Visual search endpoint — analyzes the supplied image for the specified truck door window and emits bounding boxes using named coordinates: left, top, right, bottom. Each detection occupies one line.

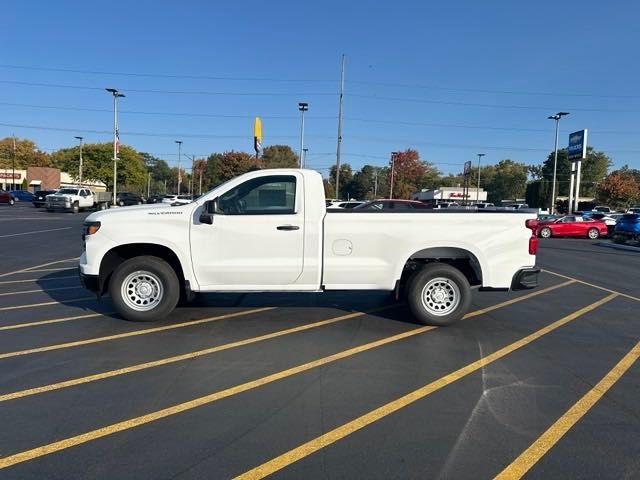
left=217, top=175, right=296, bottom=215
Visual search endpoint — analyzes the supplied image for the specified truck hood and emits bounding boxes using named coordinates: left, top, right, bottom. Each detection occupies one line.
left=86, top=202, right=197, bottom=222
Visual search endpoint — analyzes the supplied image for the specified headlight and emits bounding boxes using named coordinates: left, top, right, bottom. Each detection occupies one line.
left=82, top=221, right=101, bottom=240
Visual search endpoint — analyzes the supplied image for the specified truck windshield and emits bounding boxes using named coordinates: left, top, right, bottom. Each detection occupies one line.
left=57, top=189, right=79, bottom=195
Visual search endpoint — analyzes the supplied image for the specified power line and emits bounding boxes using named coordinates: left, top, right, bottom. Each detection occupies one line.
left=0, top=80, right=336, bottom=97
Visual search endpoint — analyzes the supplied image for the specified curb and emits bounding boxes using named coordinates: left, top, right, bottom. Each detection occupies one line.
left=595, top=241, right=640, bottom=253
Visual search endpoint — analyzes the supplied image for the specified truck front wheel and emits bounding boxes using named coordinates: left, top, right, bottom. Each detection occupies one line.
left=72, top=201, right=79, bottom=214
left=109, top=256, right=180, bottom=322
left=406, top=263, right=471, bottom=326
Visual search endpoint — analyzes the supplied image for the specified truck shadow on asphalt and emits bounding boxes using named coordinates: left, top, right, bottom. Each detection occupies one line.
left=35, top=271, right=412, bottom=325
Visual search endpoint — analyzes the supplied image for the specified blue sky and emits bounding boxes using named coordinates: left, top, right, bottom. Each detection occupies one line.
left=2, top=0, right=639, bottom=176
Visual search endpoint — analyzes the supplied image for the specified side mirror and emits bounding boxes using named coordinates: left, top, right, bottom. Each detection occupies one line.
left=199, top=199, right=217, bottom=225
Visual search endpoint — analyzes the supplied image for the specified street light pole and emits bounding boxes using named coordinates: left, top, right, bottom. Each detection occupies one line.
left=390, top=152, right=398, bottom=199
left=302, top=148, right=308, bottom=169
left=147, top=171, right=151, bottom=199
left=298, top=103, right=308, bottom=168
left=476, top=153, right=485, bottom=203
left=106, top=88, right=125, bottom=206
left=74, top=136, right=84, bottom=185
left=548, top=112, right=569, bottom=213
left=175, top=140, right=183, bottom=194
left=11, top=135, right=16, bottom=191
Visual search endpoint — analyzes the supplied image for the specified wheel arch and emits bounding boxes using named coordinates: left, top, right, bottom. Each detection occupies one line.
left=98, top=243, right=187, bottom=296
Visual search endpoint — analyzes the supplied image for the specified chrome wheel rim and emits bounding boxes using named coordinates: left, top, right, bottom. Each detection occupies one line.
left=421, top=277, right=460, bottom=316
left=541, top=228, right=551, bottom=238
left=588, top=229, right=598, bottom=239
left=121, top=270, right=163, bottom=312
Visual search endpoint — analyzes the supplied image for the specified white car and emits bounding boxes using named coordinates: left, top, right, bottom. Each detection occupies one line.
left=80, top=169, right=538, bottom=325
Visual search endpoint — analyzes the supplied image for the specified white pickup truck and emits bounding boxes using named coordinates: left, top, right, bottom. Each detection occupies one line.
left=47, top=187, right=112, bottom=213
left=80, top=169, right=539, bottom=325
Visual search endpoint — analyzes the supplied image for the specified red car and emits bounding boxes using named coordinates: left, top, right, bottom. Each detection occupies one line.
left=0, top=189, right=16, bottom=206
left=538, top=215, right=608, bottom=239
left=353, top=199, right=429, bottom=211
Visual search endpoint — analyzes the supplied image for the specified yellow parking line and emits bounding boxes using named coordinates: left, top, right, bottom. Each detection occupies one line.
left=22, top=267, right=73, bottom=273
left=543, top=269, right=640, bottom=303
left=0, top=306, right=398, bottom=402
left=234, top=294, right=617, bottom=480
left=0, top=257, right=78, bottom=278
left=0, top=278, right=574, bottom=397
left=0, top=286, right=79, bottom=297
left=0, top=312, right=110, bottom=332
left=0, top=325, right=437, bottom=469
left=0, top=280, right=578, bottom=468
left=0, top=276, right=78, bottom=285
left=0, top=297, right=95, bottom=312
left=0, top=307, right=275, bottom=360
left=494, top=339, right=640, bottom=480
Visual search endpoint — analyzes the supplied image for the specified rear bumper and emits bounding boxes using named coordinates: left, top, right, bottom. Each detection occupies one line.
left=511, top=267, right=540, bottom=290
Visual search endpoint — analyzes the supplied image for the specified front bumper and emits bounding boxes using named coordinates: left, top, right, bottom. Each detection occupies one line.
left=79, top=268, right=99, bottom=293
left=511, top=267, right=540, bottom=290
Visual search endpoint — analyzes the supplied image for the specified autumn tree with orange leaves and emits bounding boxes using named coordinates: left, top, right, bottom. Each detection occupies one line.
left=597, top=168, right=640, bottom=209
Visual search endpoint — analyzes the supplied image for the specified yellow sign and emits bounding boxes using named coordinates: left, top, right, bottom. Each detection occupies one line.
left=253, top=116, right=262, bottom=142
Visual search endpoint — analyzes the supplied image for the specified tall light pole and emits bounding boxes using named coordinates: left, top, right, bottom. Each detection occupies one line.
left=74, top=136, right=84, bottom=185
left=147, top=171, right=151, bottom=199
left=335, top=54, right=346, bottom=199
left=11, top=135, right=16, bottom=191
left=302, top=148, right=308, bottom=168
left=298, top=102, right=308, bottom=168
left=175, top=140, right=183, bottom=194
left=476, top=153, right=485, bottom=202
left=390, top=151, right=398, bottom=199
left=548, top=112, right=570, bottom=213
left=106, top=88, right=125, bottom=206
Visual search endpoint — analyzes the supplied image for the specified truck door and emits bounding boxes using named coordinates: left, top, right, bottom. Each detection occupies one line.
left=190, top=173, right=304, bottom=288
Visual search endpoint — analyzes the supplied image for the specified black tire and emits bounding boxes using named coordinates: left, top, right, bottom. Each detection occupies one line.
left=119, top=200, right=125, bottom=207
left=587, top=228, right=599, bottom=239
left=613, top=235, right=626, bottom=244
left=406, top=263, right=471, bottom=326
left=109, top=256, right=180, bottom=322
left=539, top=227, right=552, bottom=238
left=72, top=201, right=79, bottom=214
left=9, top=198, right=15, bottom=206
left=46, top=207, right=53, bottom=212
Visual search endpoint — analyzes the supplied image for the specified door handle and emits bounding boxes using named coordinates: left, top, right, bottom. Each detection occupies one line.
left=277, top=225, right=300, bottom=231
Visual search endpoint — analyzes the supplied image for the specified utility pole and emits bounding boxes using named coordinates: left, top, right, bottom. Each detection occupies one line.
left=335, top=54, right=345, bottom=198
left=390, top=151, right=398, bottom=199
left=74, top=136, right=84, bottom=185
left=106, top=88, right=125, bottom=206
left=164, top=179, right=167, bottom=194
left=11, top=135, right=16, bottom=191
left=476, top=153, right=485, bottom=202
left=548, top=112, right=570, bottom=213
left=373, top=168, right=379, bottom=198
left=175, top=140, right=183, bottom=194
left=199, top=162, right=203, bottom=195
left=147, top=171, right=151, bottom=198
left=298, top=102, right=308, bottom=168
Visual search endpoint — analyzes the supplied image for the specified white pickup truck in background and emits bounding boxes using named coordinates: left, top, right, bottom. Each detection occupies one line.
left=47, top=187, right=112, bottom=213
left=80, top=169, right=539, bottom=325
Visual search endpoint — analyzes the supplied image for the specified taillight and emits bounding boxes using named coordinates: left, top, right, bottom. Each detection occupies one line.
left=525, top=219, right=538, bottom=255
left=529, top=236, right=537, bottom=255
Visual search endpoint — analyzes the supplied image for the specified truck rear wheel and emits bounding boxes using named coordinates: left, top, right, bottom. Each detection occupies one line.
left=406, top=263, right=471, bottom=326
left=109, top=256, right=180, bottom=322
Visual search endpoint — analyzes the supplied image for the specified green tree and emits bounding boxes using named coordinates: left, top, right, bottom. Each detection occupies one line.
left=261, top=145, right=299, bottom=169
left=204, top=150, right=256, bottom=188
left=540, top=147, right=612, bottom=197
left=0, top=137, right=51, bottom=169
left=322, top=178, right=336, bottom=199
left=329, top=163, right=353, bottom=199
left=51, top=143, right=146, bottom=191
left=348, top=165, right=376, bottom=199
left=483, top=159, right=528, bottom=204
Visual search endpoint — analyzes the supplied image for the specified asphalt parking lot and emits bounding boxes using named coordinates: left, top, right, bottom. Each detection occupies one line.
left=0, top=202, right=638, bottom=479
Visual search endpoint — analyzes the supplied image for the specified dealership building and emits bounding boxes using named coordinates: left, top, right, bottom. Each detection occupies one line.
left=411, top=186, right=488, bottom=205
left=0, top=167, right=106, bottom=192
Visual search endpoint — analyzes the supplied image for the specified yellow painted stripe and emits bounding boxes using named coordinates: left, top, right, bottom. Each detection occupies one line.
left=234, top=294, right=617, bottom=480
left=0, top=279, right=573, bottom=401
left=0, top=276, right=78, bottom=285
left=0, top=257, right=78, bottom=278
left=0, top=325, right=437, bottom=469
left=0, top=312, right=110, bottom=332
left=0, top=286, right=79, bottom=297
left=543, top=268, right=640, bottom=303
left=494, top=339, right=640, bottom=480
left=0, top=307, right=274, bottom=360
left=0, top=306, right=397, bottom=402
left=0, top=297, right=95, bottom=312
left=0, top=280, right=577, bottom=468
